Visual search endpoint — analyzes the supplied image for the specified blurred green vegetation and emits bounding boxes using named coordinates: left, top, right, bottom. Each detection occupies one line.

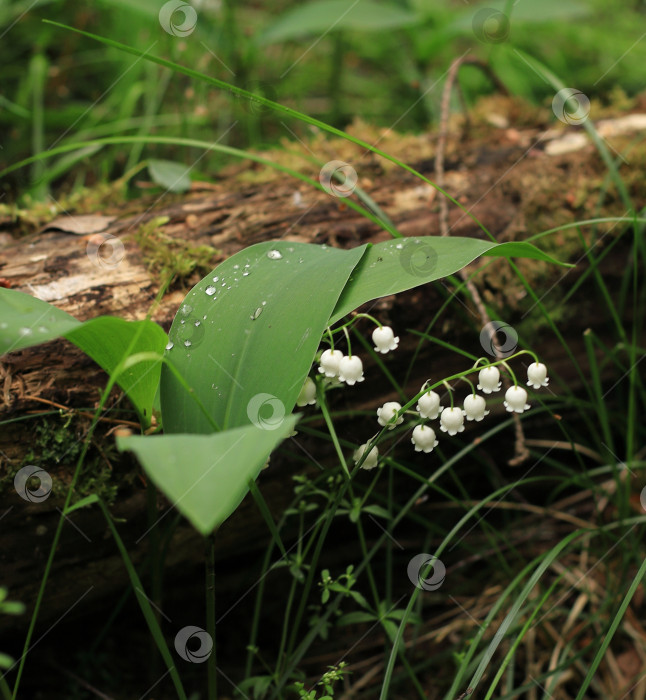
left=1, top=0, right=645, bottom=202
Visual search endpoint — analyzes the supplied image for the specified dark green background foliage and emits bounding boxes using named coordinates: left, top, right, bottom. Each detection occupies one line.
left=1, top=0, right=644, bottom=199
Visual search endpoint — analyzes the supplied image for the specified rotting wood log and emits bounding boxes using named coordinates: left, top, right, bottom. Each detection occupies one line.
left=0, top=108, right=644, bottom=632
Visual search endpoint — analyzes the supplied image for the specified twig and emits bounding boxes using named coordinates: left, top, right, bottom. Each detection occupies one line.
left=23, top=395, right=140, bottom=428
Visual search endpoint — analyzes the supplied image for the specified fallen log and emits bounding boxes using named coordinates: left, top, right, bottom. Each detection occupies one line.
left=0, top=105, right=643, bottom=636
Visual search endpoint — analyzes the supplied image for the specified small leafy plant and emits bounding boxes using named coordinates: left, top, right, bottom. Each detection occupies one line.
left=0, top=236, right=563, bottom=532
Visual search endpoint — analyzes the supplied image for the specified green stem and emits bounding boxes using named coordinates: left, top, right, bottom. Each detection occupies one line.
left=206, top=534, right=217, bottom=700
left=353, top=509, right=426, bottom=699
left=11, top=322, right=151, bottom=699
left=147, top=480, right=162, bottom=682
left=97, top=498, right=188, bottom=699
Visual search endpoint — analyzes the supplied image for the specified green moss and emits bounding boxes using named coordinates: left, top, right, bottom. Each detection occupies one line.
left=0, top=180, right=129, bottom=236
left=132, top=216, right=219, bottom=286
left=0, top=413, right=127, bottom=506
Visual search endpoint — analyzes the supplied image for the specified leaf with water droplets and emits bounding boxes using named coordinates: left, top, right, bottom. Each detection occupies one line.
left=160, top=241, right=367, bottom=434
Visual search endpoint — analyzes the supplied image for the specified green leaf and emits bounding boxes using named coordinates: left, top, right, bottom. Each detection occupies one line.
left=1, top=601, right=25, bottom=615
left=0, top=652, right=15, bottom=669
left=65, top=317, right=167, bottom=426
left=329, top=237, right=572, bottom=324
left=362, top=504, right=391, bottom=519
left=337, top=611, right=376, bottom=625
left=349, top=498, right=361, bottom=523
left=160, top=241, right=367, bottom=434
left=237, top=675, right=274, bottom=700
left=382, top=619, right=402, bottom=648
left=64, top=494, right=100, bottom=515
left=259, top=1, right=418, bottom=44
left=0, top=287, right=80, bottom=353
left=0, top=289, right=167, bottom=427
left=117, top=416, right=298, bottom=535
left=148, top=159, right=191, bottom=193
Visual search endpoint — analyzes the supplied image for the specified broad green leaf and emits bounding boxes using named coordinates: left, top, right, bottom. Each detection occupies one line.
left=0, top=289, right=167, bottom=426
left=160, top=241, right=367, bottom=434
left=117, top=415, right=298, bottom=534
left=329, top=237, right=572, bottom=324
left=259, top=1, right=419, bottom=44
left=65, top=317, right=167, bottom=426
left=0, top=287, right=80, bottom=353
left=148, top=159, right=191, bottom=193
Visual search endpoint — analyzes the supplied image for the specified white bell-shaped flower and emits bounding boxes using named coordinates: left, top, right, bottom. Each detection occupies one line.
left=296, top=377, right=317, bottom=406
left=318, top=349, right=343, bottom=378
left=416, top=390, right=442, bottom=419
left=527, top=362, right=549, bottom=389
left=504, top=385, right=530, bottom=413
left=477, top=365, right=502, bottom=394
left=463, top=394, right=489, bottom=421
left=439, top=407, right=465, bottom=435
left=372, top=326, right=399, bottom=354
left=411, top=425, right=438, bottom=453
left=377, top=401, right=403, bottom=430
left=354, top=443, right=379, bottom=470
left=338, top=355, right=365, bottom=385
